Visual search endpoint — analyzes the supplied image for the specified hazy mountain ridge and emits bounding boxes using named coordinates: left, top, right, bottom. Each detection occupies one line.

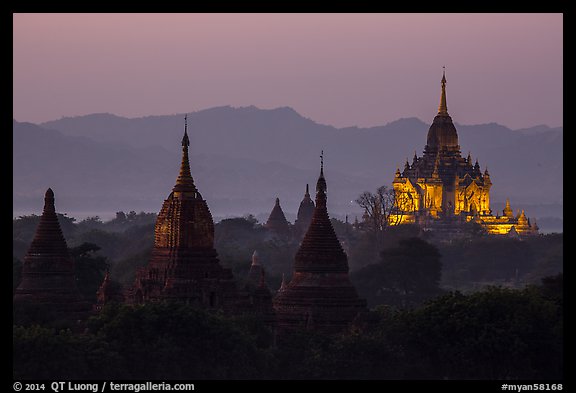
left=14, top=106, right=562, bottom=228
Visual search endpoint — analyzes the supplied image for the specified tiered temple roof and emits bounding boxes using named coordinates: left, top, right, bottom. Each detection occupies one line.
left=130, top=117, right=246, bottom=311
left=390, top=70, right=538, bottom=237
left=273, top=154, right=367, bottom=334
left=13, top=188, right=90, bottom=321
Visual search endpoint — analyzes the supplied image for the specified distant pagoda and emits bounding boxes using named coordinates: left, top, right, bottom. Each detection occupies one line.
left=390, top=70, right=539, bottom=236
left=293, top=184, right=315, bottom=239
left=13, top=188, right=90, bottom=321
left=273, top=153, right=367, bottom=334
left=265, top=197, right=291, bottom=237
left=129, top=117, right=247, bottom=311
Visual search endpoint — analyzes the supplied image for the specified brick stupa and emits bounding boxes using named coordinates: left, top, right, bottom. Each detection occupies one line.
left=273, top=154, right=367, bottom=334
left=129, top=117, right=246, bottom=311
left=13, top=188, right=90, bottom=321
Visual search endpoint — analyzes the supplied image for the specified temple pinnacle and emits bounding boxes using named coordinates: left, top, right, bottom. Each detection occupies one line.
left=173, top=116, right=197, bottom=194
left=438, top=67, right=448, bottom=115
left=316, top=150, right=327, bottom=196
left=182, top=114, right=190, bottom=147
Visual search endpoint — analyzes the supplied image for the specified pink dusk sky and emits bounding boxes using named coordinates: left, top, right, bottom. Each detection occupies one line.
left=13, top=13, right=563, bottom=129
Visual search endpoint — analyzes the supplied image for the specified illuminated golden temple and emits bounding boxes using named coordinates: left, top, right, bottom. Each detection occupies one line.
left=390, top=70, right=538, bottom=236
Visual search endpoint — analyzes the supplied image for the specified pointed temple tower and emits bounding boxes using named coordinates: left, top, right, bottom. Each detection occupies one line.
left=265, top=197, right=290, bottom=236
left=13, top=189, right=90, bottom=321
left=391, top=69, right=538, bottom=236
left=293, top=184, right=315, bottom=239
left=130, top=117, right=243, bottom=309
left=273, top=153, right=367, bottom=334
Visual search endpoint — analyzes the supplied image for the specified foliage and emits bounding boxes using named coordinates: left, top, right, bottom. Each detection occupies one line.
left=69, top=243, right=110, bottom=302
left=13, top=279, right=562, bottom=380
left=75, top=216, right=104, bottom=231
left=351, top=237, right=443, bottom=308
left=439, top=233, right=563, bottom=291
left=104, top=211, right=157, bottom=232
left=214, top=216, right=295, bottom=288
left=355, top=185, right=399, bottom=249
left=376, top=283, right=563, bottom=379
left=111, top=248, right=152, bottom=285
left=12, top=212, right=155, bottom=261
left=13, top=325, right=124, bottom=380
left=86, top=302, right=268, bottom=379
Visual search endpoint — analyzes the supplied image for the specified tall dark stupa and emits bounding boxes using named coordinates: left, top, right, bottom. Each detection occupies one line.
left=273, top=153, right=367, bottom=334
left=13, top=188, right=90, bottom=321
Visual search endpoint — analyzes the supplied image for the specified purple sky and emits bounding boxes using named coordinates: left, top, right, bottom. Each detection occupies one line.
left=13, top=13, right=563, bottom=129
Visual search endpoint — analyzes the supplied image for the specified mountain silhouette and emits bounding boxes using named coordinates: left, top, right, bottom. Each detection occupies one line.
left=14, top=106, right=562, bottom=228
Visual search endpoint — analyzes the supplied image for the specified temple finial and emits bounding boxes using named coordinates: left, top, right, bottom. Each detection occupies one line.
left=44, top=188, right=56, bottom=214
left=305, top=183, right=310, bottom=197
left=182, top=114, right=190, bottom=147
left=438, top=67, right=448, bottom=115
left=316, top=150, right=327, bottom=202
left=173, top=116, right=197, bottom=193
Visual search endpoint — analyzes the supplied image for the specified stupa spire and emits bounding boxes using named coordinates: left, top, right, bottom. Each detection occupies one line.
left=438, top=66, right=448, bottom=116
left=273, top=155, right=367, bottom=334
left=316, top=150, right=327, bottom=207
left=294, top=155, right=347, bottom=273
left=26, top=188, right=69, bottom=255
left=173, top=114, right=197, bottom=194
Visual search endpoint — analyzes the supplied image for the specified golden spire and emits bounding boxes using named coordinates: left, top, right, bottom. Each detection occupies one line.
left=438, top=66, right=448, bottom=116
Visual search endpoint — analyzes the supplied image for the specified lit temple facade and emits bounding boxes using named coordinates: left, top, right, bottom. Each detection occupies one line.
left=390, top=71, right=538, bottom=236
